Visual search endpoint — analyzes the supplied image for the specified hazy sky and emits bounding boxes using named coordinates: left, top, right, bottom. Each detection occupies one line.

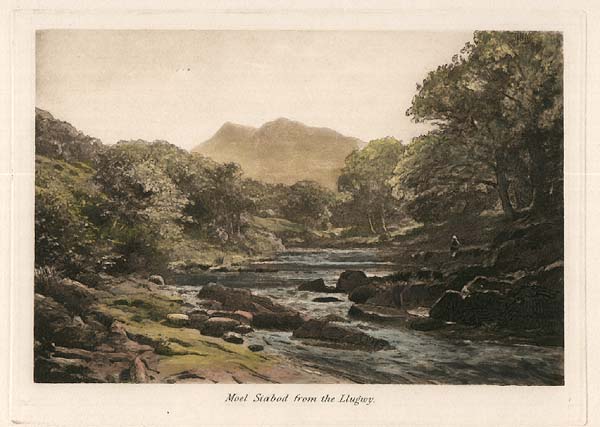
left=36, top=30, right=473, bottom=150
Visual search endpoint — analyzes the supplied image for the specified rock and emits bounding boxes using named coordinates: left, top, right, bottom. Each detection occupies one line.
left=187, top=311, right=210, bottom=328
left=312, top=297, right=343, bottom=303
left=233, top=324, right=254, bottom=335
left=293, top=319, right=389, bottom=351
left=400, top=283, right=445, bottom=308
left=415, top=269, right=441, bottom=281
left=502, top=284, right=563, bottom=330
left=513, top=261, right=564, bottom=291
left=223, top=332, right=244, bottom=344
left=429, top=291, right=465, bottom=322
left=298, top=278, right=338, bottom=293
left=197, top=283, right=284, bottom=313
left=200, top=317, right=240, bottom=337
left=446, top=265, right=495, bottom=291
left=34, top=294, right=105, bottom=350
left=130, top=356, right=148, bottom=383
left=408, top=317, right=446, bottom=331
left=460, top=291, right=507, bottom=325
left=348, top=285, right=378, bottom=303
left=166, top=313, right=190, bottom=327
left=382, top=271, right=412, bottom=282
left=234, top=310, right=254, bottom=323
left=34, top=278, right=96, bottom=315
left=148, top=275, right=165, bottom=286
left=462, top=276, right=514, bottom=295
left=366, top=285, right=404, bottom=308
left=206, top=310, right=252, bottom=324
left=490, top=220, right=562, bottom=272
left=248, top=344, right=264, bottom=352
left=336, top=270, right=369, bottom=293
left=430, top=289, right=509, bottom=326
left=34, top=355, right=95, bottom=383
left=348, top=304, right=406, bottom=322
left=252, top=312, right=304, bottom=331
left=197, top=299, right=223, bottom=310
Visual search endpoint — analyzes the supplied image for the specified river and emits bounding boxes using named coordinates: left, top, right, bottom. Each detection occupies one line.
left=172, top=248, right=564, bottom=385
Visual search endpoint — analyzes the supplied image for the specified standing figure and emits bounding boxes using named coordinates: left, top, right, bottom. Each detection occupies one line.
left=450, top=235, right=461, bottom=258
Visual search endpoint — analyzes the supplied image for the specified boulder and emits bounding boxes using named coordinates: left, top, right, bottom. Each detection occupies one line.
left=233, top=324, right=254, bottom=335
left=34, top=278, right=96, bottom=315
left=502, top=284, right=563, bottom=330
left=197, top=299, right=223, bottom=310
left=187, top=311, right=210, bottom=328
left=312, top=297, right=343, bottom=303
left=129, top=356, right=148, bottom=383
left=462, top=276, right=514, bottom=295
left=400, top=284, right=444, bottom=308
left=293, top=319, right=389, bottom=351
left=366, top=287, right=402, bottom=308
left=298, top=278, right=338, bottom=293
left=348, top=285, right=378, bottom=304
left=446, top=265, right=495, bottom=292
left=252, top=312, right=304, bottom=331
left=148, top=275, right=165, bottom=286
left=336, top=270, right=369, bottom=293
left=34, top=294, right=104, bottom=350
left=223, top=332, right=244, bottom=344
left=460, top=291, right=507, bottom=325
left=248, top=344, right=264, bottom=352
left=165, top=313, right=190, bottom=327
left=200, top=317, right=240, bottom=337
left=415, top=269, right=442, bottom=281
left=234, top=310, right=254, bottom=323
left=490, top=220, right=562, bottom=272
left=197, top=284, right=284, bottom=313
left=429, top=291, right=464, bottom=322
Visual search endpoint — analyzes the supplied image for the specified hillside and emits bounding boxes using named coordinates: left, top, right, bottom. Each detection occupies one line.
left=192, top=118, right=362, bottom=190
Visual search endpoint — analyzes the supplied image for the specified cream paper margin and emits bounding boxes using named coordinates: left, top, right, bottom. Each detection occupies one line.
left=0, top=2, right=590, bottom=426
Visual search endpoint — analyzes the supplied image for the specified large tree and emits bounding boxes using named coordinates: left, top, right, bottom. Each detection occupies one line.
left=406, top=31, right=563, bottom=219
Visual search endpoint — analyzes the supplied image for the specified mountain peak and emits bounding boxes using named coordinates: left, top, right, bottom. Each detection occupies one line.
left=193, top=118, right=363, bottom=190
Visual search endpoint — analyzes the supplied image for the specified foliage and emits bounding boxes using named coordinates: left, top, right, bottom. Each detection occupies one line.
left=337, top=137, right=405, bottom=234
left=35, top=157, right=107, bottom=273
left=390, top=132, right=498, bottom=223
left=281, top=180, right=335, bottom=229
left=404, top=31, right=563, bottom=220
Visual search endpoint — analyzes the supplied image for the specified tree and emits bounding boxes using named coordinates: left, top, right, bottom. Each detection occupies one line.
left=407, top=31, right=563, bottom=219
left=282, top=180, right=335, bottom=229
left=338, top=137, right=405, bottom=234
left=390, top=132, right=498, bottom=223
left=94, top=141, right=189, bottom=269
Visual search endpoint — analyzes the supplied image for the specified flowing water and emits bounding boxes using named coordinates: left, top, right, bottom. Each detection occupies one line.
left=173, top=248, right=564, bottom=385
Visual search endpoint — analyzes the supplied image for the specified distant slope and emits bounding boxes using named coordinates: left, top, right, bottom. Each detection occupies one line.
left=192, top=118, right=362, bottom=189
left=35, top=108, right=103, bottom=163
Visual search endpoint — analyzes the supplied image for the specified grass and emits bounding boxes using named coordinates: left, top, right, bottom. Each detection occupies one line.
left=95, top=275, right=274, bottom=381
left=251, top=216, right=308, bottom=234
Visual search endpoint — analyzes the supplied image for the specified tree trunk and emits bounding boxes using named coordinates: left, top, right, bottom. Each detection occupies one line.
left=380, top=203, right=388, bottom=234
left=494, top=155, right=515, bottom=220
left=527, top=141, right=550, bottom=213
left=367, top=213, right=377, bottom=235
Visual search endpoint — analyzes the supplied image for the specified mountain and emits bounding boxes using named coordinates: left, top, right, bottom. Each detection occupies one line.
left=192, top=118, right=362, bottom=190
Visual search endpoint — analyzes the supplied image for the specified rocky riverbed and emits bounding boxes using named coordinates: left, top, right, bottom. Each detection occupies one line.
left=34, top=220, right=564, bottom=384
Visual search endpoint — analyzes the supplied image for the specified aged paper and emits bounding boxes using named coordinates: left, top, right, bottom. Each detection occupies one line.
left=1, top=1, right=597, bottom=426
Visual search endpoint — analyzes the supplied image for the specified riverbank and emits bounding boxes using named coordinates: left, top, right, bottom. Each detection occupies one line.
left=34, top=273, right=346, bottom=383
